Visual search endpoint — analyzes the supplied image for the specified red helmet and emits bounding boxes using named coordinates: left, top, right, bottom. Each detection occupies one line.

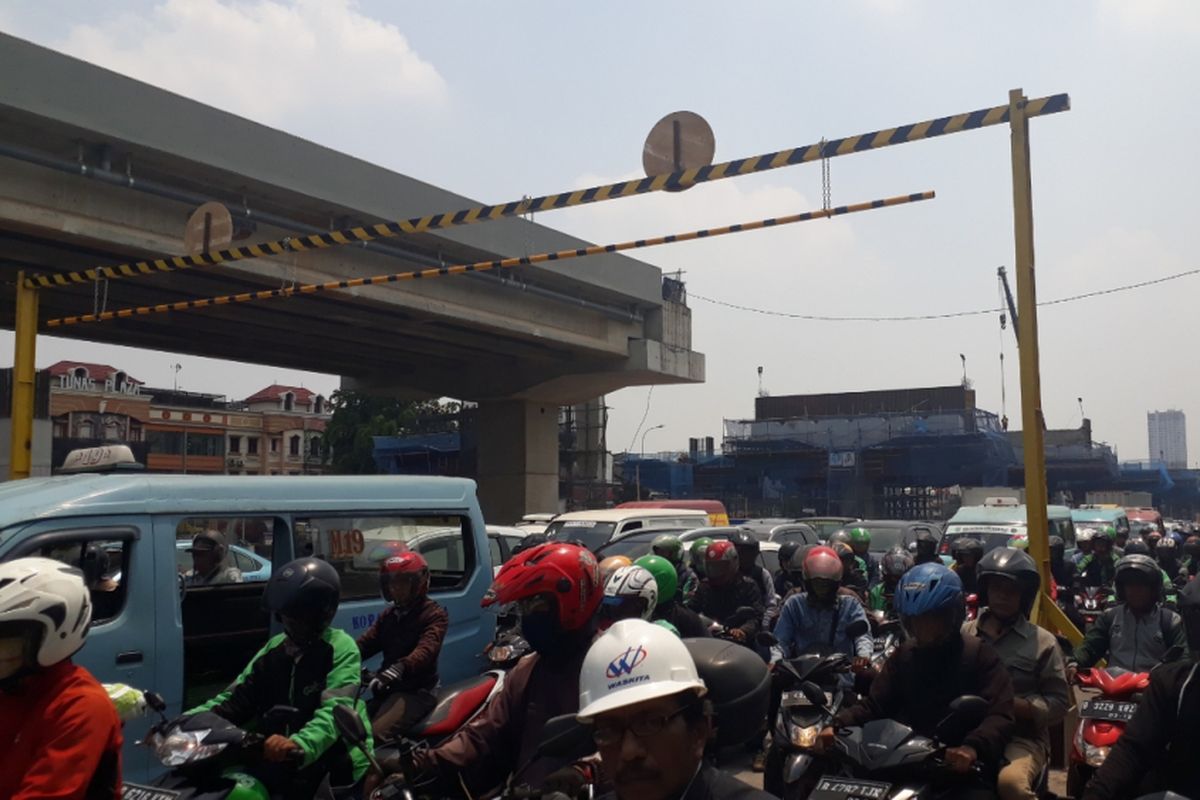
left=483, top=542, right=601, bottom=631
left=705, top=540, right=740, bottom=586
left=379, top=551, right=430, bottom=608
left=803, top=545, right=844, bottom=582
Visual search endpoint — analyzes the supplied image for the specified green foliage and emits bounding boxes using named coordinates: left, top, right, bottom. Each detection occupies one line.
left=321, top=390, right=461, bottom=474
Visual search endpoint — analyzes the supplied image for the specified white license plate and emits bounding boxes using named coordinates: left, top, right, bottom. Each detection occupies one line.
left=782, top=689, right=832, bottom=708
left=810, top=776, right=893, bottom=799
left=1080, top=698, right=1138, bottom=722
left=122, top=785, right=183, bottom=800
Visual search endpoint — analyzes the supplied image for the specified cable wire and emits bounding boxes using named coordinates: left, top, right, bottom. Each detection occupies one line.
left=690, top=267, right=1200, bottom=322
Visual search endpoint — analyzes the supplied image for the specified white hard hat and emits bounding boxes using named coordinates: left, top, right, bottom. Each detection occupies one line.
left=577, top=618, right=706, bottom=721
left=0, top=557, right=93, bottom=667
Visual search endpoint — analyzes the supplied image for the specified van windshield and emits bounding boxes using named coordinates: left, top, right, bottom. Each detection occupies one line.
left=545, top=520, right=616, bottom=551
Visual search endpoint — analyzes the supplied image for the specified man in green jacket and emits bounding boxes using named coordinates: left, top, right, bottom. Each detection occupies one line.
left=190, top=558, right=372, bottom=795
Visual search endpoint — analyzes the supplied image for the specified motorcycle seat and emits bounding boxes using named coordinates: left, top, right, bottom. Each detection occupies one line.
left=408, top=673, right=498, bottom=738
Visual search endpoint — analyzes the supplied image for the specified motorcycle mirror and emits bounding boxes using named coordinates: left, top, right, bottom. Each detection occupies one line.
left=333, top=704, right=369, bottom=748
left=756, top=631, right=779, bottom=648
left=730, top=606, right=757, bottom=626
left=935, top=695, right=989, bottom=742
left=846, top=619, right=869, bottom=639
left=144, top=691, right=167, bottom=714
left=537, top=714, right=593, bottom=760
left=799, top=681, right=828, bottom=709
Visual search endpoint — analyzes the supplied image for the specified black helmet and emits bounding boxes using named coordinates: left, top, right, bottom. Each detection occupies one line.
left=1114, top=554, right=1162, bottom=602
left=1185, top=536, right=1200, bottom=558
left=1122, top=537, right=1151, bottom=557
left=264, top=558, right=341, bottom=645
left=882, top=546, right=914, bottom=579
left=1048, top=536, right=1065, bottom=560
left=777, top=541, right=803, bottom=574
left=976, top=547, right=1040, bottom=615
left=683, top=637, right=770, bottom=750
left=828, top=529, right=854, bottom=547
left=1157, top=536, right=1179, bottom=557
left=732, top=530, right=760, bottom=555
left=1179, top=576, right=1200, bottom=654
left=950, top=538, right=984, bottom=562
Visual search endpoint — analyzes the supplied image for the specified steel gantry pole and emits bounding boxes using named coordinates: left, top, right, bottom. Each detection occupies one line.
left=1009, top=88, right=1080, bottom=643
left=9, top=271, right=39, bottom=479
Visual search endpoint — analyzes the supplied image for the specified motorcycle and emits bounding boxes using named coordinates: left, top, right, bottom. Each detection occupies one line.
left=1076, top=585, right=1111, bottom=627
left=867, top=611, right=903, bottom=673
left=122, top=692, right=352, bottom=800
left=333, top=704, right=595, bottom=800
left=761, top=635, right=859, bottom=800
left=1066, top=645, right=1183, bottom=798
left=807, top=691, right=991, bottom=799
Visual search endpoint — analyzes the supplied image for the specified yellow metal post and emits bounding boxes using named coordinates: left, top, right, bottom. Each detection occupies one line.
left=1009, top=89, right=1078, bottom=641
left=10, top=271, right=39, bottom=480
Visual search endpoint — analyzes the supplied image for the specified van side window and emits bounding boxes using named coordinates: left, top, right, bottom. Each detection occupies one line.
left=33, top=537, right=131, bottom=625
left=175, top=517, right=278, bottom=585
left=622, top=521, right=643, bottom=533
left=293, top=515, right=474, bottom=600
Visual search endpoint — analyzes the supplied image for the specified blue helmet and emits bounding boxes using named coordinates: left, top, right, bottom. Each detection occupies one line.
left=894, top=562, right=963, bottom=619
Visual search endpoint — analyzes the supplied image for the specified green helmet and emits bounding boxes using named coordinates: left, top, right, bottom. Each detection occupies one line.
left=651, top=534, right=684, bottom=565
left=634, top=554, right=678, bottom=606
left=849, top=527, right=871, bottom=546
left=1101, top=525, right=1118, bottom=541
left=689, top=537, right=714, bottom=576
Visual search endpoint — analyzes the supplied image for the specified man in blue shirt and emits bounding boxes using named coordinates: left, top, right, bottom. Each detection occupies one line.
left=774, top=545, right=874, bottom=668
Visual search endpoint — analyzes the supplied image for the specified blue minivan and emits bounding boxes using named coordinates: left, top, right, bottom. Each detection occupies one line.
left=0, top=473, right=496, bottom=780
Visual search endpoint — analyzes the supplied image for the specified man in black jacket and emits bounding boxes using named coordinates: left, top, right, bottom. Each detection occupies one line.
left=686, top=540, right=764, bottom=644
left=1082, top=577, right=1200, bottom=800
left=357, top=551, right=449, bottom=740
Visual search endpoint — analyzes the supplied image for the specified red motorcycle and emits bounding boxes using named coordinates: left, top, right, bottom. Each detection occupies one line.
left=964, top=593, right=979, bottom=621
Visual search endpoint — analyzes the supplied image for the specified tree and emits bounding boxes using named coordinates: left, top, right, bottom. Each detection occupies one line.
left=321, top=390, right=461, bottom=474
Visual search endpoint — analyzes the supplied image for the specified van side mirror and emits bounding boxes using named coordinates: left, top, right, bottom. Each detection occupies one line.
left=144, top=691, right=167, bottom=714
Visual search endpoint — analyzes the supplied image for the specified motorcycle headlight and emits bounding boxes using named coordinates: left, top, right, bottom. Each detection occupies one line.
left=152, top=727, right=227, bottom=766
left=1073, top=727, right=1110, bottom=768
left=791, top=724, right=821, bottom=748
left=489, top=645, right=515, bottom=662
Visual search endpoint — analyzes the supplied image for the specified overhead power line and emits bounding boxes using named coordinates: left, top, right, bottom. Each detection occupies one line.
left=690, top=267, right=1200, bottom=322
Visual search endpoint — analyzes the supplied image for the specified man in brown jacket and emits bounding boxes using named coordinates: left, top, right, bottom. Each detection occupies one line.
left=357, top=552, right=449, bottom=740
left=964, top=547, right=1069, bottom=800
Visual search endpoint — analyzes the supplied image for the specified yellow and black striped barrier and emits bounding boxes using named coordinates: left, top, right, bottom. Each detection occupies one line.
left=26, top=93, right=1066, bottom=291
left=44, top=190, right=934, bottom=327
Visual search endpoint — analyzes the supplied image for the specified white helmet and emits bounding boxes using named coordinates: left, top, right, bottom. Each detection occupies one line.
left=0, top=557, right=93, bottom=667
left=578, top=618, right=706, bottom=721
left=602, top=565, right=658, bottom=621
left=1076, top=527, right=1095, bottom=543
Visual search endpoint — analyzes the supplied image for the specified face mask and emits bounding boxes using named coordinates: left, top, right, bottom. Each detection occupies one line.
left=520, top=609, right=561, bottom=656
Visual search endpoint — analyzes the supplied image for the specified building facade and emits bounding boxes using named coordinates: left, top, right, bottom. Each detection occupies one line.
left=46, top=361, right=330, bottom=475
left=1147, top=409, right=1188, bottom=469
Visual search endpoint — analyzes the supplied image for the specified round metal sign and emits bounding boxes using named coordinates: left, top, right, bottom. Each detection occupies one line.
left=643, top=111, right=715, bottom=191
left=184, top=201, right=234, bottom=255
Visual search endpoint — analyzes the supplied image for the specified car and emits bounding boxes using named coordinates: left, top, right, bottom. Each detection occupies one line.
left=828, top=520, right=943, bottom=557
left=796, top=516, right=862, bottom=540
left=486, top=525, right=534, bottom=574
left=592, top=527, right=697, bottom=562
left=545, top=508, right=709, bottom=551
left=941, top=504, right=1076, bottom=560
left=679, top=527, right=786, bottom=575
left=174, top=540, right=272, bottom=582
left=736, top=519, right=821, bottom=546
left=405, top=525, right=531, bottom=576
left=513, top=513, right=556, bottom=535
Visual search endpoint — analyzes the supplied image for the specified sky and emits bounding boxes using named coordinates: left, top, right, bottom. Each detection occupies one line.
left=2, top=1, right=1200, bottom=461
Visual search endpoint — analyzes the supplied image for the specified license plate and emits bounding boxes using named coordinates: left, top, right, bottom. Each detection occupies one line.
left=1080, top=698, right=1139, bottom=722
left=782, top=689, right=832, bottom=708
left=122, top=785, right=183, bottom=800
left=809, top=776, right=892, bottom=799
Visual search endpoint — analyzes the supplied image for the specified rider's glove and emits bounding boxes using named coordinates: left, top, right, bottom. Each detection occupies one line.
left=370, top=664, right=404, bottom=694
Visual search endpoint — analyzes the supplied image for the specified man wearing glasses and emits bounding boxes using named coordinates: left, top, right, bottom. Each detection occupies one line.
left=579, top=618, right=772, bottom=800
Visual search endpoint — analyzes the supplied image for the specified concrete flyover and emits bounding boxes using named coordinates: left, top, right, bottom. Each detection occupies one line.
left=0, top=34, right=704, bottom=521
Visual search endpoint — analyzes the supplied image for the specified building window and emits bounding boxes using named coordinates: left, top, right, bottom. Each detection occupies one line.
left=73, top=366, right=88, bottom=381
left=271, top=438, right=280, bottom=453
left=313, top=396, right=324, bottom=414
left=289, top=435, right=301, bottom=457
left=76, top=419, right=95, bottom=439
left=309, top=437, right=321, bottom=459
left=283, top=392, right=295, bottom=412
left=229, top=436, right=241, bottom=454
left=186, top=433, right=225, bottom=457
left=247, top=437, right=259, bottom=455
left=146, top=430, right=184, bottom=455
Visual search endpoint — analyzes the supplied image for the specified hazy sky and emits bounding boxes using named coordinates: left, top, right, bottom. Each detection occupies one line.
left=3, top=1, right=1199, bottom=461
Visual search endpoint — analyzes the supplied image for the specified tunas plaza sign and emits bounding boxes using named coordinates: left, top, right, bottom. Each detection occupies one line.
left=57, top=373, right=142, bottom=396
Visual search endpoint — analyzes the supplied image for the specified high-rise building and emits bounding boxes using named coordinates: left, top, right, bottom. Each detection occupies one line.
left=1147, top=409, right=1188, bottom=468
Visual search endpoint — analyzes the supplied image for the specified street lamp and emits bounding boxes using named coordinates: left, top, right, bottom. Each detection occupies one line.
left=640, top=424, right=665, bottom=457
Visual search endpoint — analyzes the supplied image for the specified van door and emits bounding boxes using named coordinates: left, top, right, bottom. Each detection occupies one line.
left=0, top=515, right=157, bottom=778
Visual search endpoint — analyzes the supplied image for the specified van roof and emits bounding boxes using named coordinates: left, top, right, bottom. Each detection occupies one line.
left=948, top=504, right=1072, bottom=525
left=615, top=500, right=727, bottom=513
left=0, top=474, right=478, bottom=532
left=552, top=508, right=709, bottom=523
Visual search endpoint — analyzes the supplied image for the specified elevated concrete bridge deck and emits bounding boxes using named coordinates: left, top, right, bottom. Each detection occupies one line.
left=0, top=34, right=703, bottom=519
